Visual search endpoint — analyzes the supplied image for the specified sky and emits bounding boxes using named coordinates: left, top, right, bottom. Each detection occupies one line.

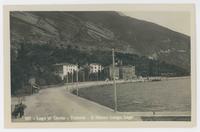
left=122, top=11, right=190, bottom=36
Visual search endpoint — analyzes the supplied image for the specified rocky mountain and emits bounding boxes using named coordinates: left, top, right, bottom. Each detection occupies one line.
left=10, top=11, right=190, bottom=71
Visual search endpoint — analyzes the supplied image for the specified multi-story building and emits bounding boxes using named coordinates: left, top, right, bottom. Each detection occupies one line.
left=102, top=65, right=119, bottom=80
left=119, top=65, right=136, bottom=80
left=54, top=63, right=78, bottom=80
left=102, top=65, right=136, bottom=80
left=89, top=63, right=103, bottom=73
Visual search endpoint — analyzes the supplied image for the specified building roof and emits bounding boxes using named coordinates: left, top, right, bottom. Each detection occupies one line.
left=104, top=65, right=119, bottom=69
left=104, top=64, right=135, bottom=69
left=89, top=63, right=102, bottom=66
left=54, top=63, right=78, bottom=66
left=120, top=65, right=135, bottom=68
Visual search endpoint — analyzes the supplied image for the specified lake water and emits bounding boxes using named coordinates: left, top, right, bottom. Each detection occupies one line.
left=76, top=77, right=191, bottom=112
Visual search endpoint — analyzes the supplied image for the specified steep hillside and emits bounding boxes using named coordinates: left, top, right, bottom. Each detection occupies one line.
left=10, top=11, right=190, bottom=71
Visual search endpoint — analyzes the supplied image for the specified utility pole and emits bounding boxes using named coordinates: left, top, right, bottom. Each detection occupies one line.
left=83, top=71, right=85, bottom=82
left=112, top=48, right=117, bottom=112
left=66, top=73, right=68, bottom=84
left=97, top=72, right=98, bottom=81
left=76, top=70, right=79, bottom=96
left=31, top=84, right=33, bottom=94
left=72, top=72, right=73, bottom=83
left=66, top=73, right=69, bottom=91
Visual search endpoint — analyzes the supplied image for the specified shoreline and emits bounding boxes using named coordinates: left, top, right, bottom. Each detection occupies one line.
left=11, top=76, right=191, bottom=122
left=66, top=75, right=191, bottom=91
left=11, top=76, right=190, bottom=98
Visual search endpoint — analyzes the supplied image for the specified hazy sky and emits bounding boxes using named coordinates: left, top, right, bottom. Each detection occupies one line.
left=122, top=11, right=190, bottom=36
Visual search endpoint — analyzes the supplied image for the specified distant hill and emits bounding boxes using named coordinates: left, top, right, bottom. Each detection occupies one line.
left=10, top=11, right=190, bottom=71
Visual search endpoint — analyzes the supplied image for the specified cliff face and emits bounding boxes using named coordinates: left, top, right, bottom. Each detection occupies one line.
left=10, top=11, right=190, bottom=71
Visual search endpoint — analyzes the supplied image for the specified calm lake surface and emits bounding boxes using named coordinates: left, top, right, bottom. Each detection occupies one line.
left=76, top=77, right=191, bottom=112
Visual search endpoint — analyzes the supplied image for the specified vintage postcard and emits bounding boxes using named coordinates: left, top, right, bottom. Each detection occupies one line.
left=4, top=4, right=196, bottom=128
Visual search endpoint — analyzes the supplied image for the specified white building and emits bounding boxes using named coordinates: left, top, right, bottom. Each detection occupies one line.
left=89, top=63, right=103, bottom=73
left=54, top=63, right=78, bottom=80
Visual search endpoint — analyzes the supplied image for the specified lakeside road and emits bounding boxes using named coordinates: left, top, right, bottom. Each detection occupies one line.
left=12, top=77, right=191, bottom=122
left=12, top=84, right=142, bottom=122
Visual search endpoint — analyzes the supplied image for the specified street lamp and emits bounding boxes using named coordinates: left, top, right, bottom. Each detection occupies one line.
left=112, top=48, right=117, bottom=112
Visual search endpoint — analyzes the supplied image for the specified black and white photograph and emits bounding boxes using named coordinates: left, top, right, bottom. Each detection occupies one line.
left=3, top=4, right=196, bottom=127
